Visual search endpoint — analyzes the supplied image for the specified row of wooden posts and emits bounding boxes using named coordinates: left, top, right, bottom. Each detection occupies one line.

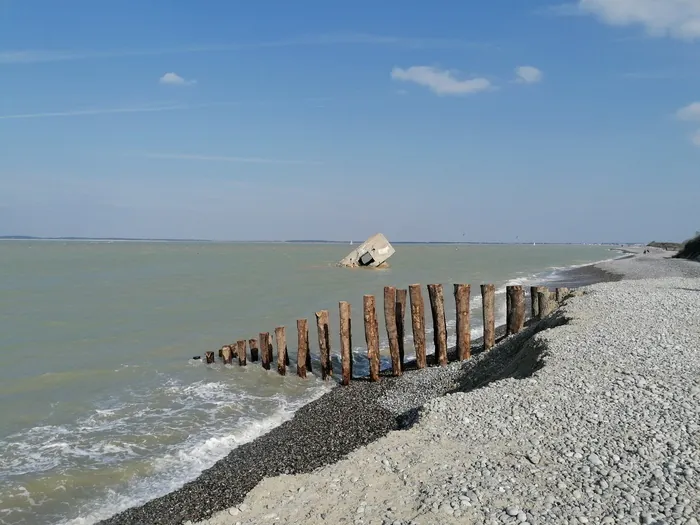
left=203, top=284, right=571, bottom=385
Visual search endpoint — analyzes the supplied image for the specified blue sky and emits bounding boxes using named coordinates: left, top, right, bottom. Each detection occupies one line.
left=1, top=0, right=699, bottom=243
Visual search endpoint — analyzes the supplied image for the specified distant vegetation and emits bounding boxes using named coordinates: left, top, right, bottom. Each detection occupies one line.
left=674, top=233, right=700, bottom=261
left=647, top=241, right=683, bottom=251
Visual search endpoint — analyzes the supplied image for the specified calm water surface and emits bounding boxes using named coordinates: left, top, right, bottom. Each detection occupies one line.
left=0, top=241, right=617, bottom=524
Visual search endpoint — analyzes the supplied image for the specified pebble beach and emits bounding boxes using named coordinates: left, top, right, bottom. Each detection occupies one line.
left=99, top=248, right=700, bottom=525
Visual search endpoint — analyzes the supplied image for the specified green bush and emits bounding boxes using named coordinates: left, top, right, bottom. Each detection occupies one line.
left=675, top=234, right=700, bottom=260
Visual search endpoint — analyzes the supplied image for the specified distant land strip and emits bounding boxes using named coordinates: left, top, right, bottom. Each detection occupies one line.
left=0, top=235, right=632, bottom=245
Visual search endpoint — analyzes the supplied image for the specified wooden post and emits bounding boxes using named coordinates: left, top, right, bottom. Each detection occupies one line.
left=383, top=287, right=402, bottom=376
left=275, top=326, right=286, bottom=376
left=395, top=289, right=407, bottom=366
left=427, top=284, right=448, bottom=367
left=259, top=333, right=270, bottom=369
left=304, top=323, right=312, bottom=373
left=481, top=284, right=495, bottom=351
left=506, top=285, right=526, bottom=335
left=221, top=345, right=233, bottom=365
left=530, top=286, right=543, bottom=319
left=205, top=351, right=215, bottom=364
left=556, top=287, right=570, bottom=302
left=339, top=301, right=352, bottom=386
left=364, top=295, right=380, bottom=381
left=248, top=338, right=259, bottom=362
left=454, top=284, right=471, bottom=361
left=236, top=340, right=247, bottom=366
left=315, top=310, right=332, bottom=380
left=408, top=284, right=427, bottom=369
left=506, top=290, right=511, bottom=328
left=297, top=319, right=308, bottom=379
left=537, top=290, right=554, bottom=319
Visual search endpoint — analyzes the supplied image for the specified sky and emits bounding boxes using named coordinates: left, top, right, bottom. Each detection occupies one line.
left=1, top=0, right=699, bottom=243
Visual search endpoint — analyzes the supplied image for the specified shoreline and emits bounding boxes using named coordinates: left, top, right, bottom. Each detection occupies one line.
left=97, top=259, right=624, bottom=525
left=215, top=271, right=699, bottom=524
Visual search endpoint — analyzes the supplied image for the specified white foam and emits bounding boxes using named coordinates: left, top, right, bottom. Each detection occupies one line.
left=53, top=382, right=331, bottom=525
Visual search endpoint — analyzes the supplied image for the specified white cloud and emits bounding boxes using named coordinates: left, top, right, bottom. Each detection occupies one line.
left=674, top=103, right=700, bottom=147
left=575, top=0, right=700, bottom=40
left=515, top=66, right=543, bottom=84
left=692, top=130, right=700, bottom=146
left=676, top=102, right=700, bottom=121
left=390, top=66, right=491, bottom=96
left=159, top=72, right=196, bottom=85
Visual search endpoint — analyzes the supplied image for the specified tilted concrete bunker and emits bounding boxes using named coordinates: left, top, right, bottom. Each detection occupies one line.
left=337, top=233, right=395, bottom=268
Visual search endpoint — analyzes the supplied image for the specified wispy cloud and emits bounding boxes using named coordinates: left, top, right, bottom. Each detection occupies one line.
left=390, top=66, right=492, bottom=96
left=676, top=102, right=700, bottom=122
left=159, top=72, right=196, bottom=86
left=551, top=0, right=700, bottom=41
left=138, top=153, right=322, bottom=166
left=514, top=65, right=543, bottom=84
left=0, top=102, right=233, bottom=120
left=674, top=102, right=700, bottom=147
left=692, top=130, right=700, bottom=147
left=1, top=33, right=492, bottom=65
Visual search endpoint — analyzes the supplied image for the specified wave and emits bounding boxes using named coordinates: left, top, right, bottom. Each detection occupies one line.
left=1, top=378, right=331, bottom=525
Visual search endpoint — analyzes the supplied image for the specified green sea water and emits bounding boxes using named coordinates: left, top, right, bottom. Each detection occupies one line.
left=0, top=241, right=617, bottom=525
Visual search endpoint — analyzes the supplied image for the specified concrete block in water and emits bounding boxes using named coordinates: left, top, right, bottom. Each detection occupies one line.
left=337, top=233, right=395, bottom=268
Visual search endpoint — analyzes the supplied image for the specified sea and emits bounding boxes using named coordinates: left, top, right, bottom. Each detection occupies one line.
left=0, top=241, right=621, bottom=525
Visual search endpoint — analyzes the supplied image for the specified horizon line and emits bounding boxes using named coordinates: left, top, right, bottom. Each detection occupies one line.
left=0, top=235, right=641, bottom=245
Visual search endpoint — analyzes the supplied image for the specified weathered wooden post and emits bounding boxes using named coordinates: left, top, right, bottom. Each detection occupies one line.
left=506, top=285, right=526, bottom=335
left=275, top=326, right=286, bottom=376
left=454, top=284, right=471, bottom=360
left=383, top=286, right=402, bottom=376
left=530, top=286, right=544, bottom=319
left=537, top=289, right=554, bottom=319
left=395, top=289, right=407, bottom=366
left=427, top=284, right=448, bottom=367
left=408, top=284, right=427, bottom=368
left=236, top=340, right=247, bottom=366
left=506, top=290, right=511, bottom=327
left=316, top=310, right=332, bottom=380
left=205, top=351, right=215, bottom=364
left=481, top=284, right=496, bottom=351
left=339, top=301, right=352, bottom=386
left=364, top=295, right=380, bottom=382
left=248, top=338, right=259, bottom=362
left=556, top=287, right=570, bottom=302
left=259, top=333, right=270, bottom=370
left=297, top=319, right=308, bottom=379
left=304, top=322, right=312, bottom=373
left=221, top=345, right=233, bottom=365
